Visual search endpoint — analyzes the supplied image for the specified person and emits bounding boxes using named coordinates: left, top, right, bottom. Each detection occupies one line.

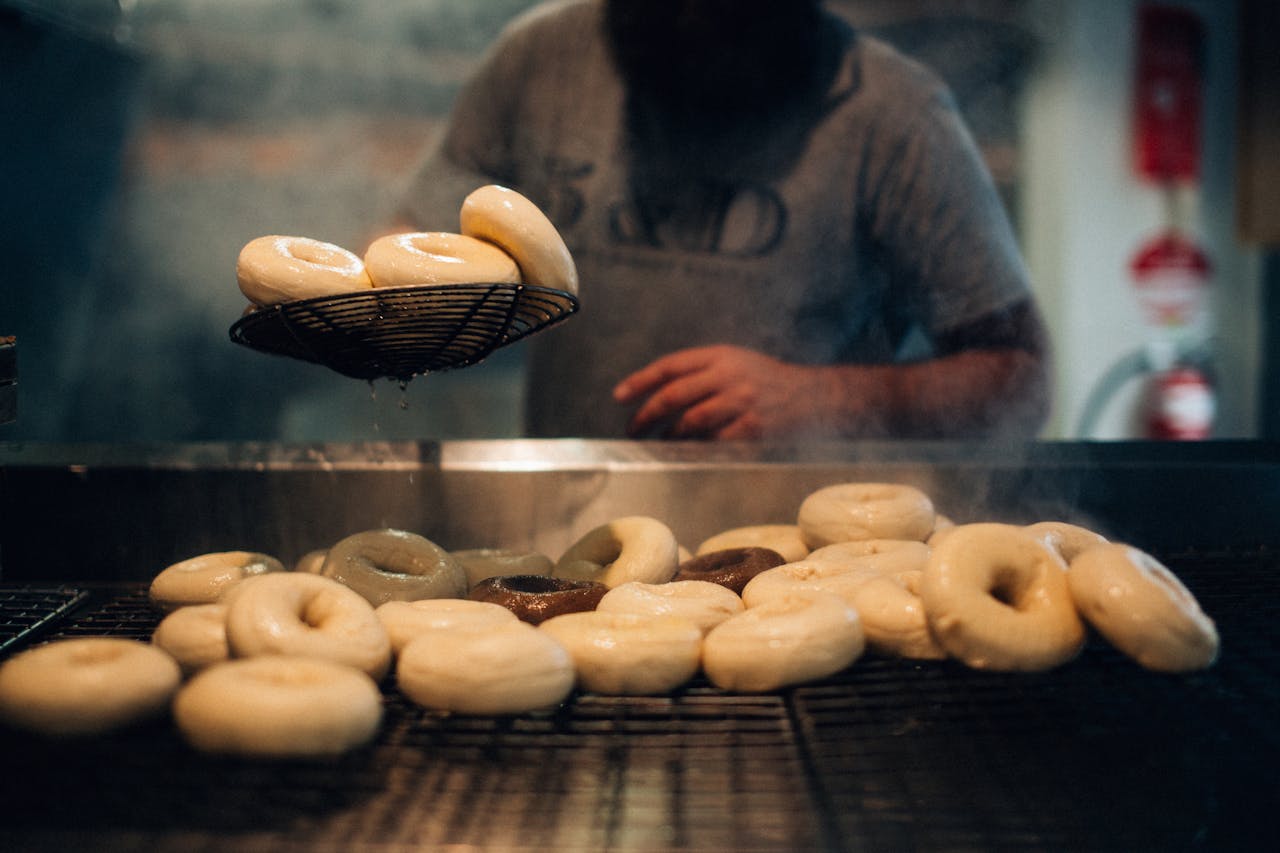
left=397, top=0, right=1051, bottom=441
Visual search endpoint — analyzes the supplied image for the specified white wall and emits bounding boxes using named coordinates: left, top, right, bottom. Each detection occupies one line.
left=1020, top=0, right=1259, bottom=439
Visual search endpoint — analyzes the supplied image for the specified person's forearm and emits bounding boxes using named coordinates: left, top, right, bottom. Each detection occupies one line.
left=818, top=348, right=1050, bottom=439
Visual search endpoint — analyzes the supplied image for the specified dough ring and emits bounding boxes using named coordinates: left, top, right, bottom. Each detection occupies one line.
left=375, top=598, right=519, bottom=654
left=702, top=593, right=865, bottom=692
left=468, top=574, right=608, bottom=625
left=807, top=539, right=931, bottom=574
left=695, top=524, right=810, bottom=563
left=223, top=572, right=392, bottom=680
left=450, top=548, right=554, bottom=589
left=364, top=231, right=521, bottom=287
left=672, top=547, right=786, bottom=595
left=797, top=482, right=936, bottom=548
left=553, top=516, right=680, bottom=588
left=1067, top=543, right=1219, bottom=672
left=539, top=611, right=702, bottom=695
left=921, top=523, right=1085, bottom=671
left=597, top=580, right=745, bottom=635
left=151, top=603, right=231, bottom=675
left=739, top=560, right=885, bottom=610
left=461, top=184, right=578, bottom=293
left=149, top=550, right=286, bottom=612
left=846, top=571, right=946, bottom=660
left=321, top=528, right=468, bottom=606
left=174, top=656, right=383, bottom=757
left=0, top=637, right=181, bottom=737
left=237, top=235, right=372, bottom=306
left=1025, top=521, right=1109, bottom=565
left=397, top=621, right=575, bottom=715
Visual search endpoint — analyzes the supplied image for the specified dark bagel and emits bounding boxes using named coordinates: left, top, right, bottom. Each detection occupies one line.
left=672, top=547, right=786, bottom=595
left=468, top=574, right=608, bottom=625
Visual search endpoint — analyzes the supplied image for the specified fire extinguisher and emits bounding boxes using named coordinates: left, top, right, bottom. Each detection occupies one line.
left=1144, top=364, right=1214, bottom=439
left=1132, top=4, right=1213, bottom=441
left=1128, top=232, right=1215, bottom=440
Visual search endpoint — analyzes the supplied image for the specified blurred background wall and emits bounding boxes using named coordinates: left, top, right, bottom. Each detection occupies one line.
left=0, top=0, right=1267, bottom=442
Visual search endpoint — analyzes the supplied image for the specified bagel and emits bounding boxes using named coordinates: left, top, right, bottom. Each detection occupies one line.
left=844, top=571, right=945, bottom=660
left=149, top=550, right=286, bottom=612
left=468, top=574, right=608, bottom=625
left=553, top=516, right=680, bottom=588
left=151, top=603, right=231, bottom=675
left=596, top=580, right=744, bottom=635
left=1024, top=521, right=1109, bottom=565
left=0, top=638, right=181, bottom=736
left=539, top=611, right=702, bottom=695
left=174, top=656, right=382, bottom=757
left=321, top=528, right=468, bottom=606
left=460, top=184, right=578, bottom=293
left=450, top=548, right=554, bottom=589
left=397, top=622, right=575, bottom=715
left=375, top=598, right=519, bottom=654
left=1067, top=543, right=1218, bottom=672
left=695, top=524, right=809, bottom=563
left=702, top=593, right=864, bottom=692
left=364, top=231, right=521, bottom=288
left=740, top=560, right=884, bottom=610
left=921, top=523, right=1085, bottom=671
left=237, top=235, right=372, bottom=305
left=223, top=572, right=392, bottom=680
left=797, top=483, right=935, bottom=548
left=807, top=539, right=931, bottom=574
left=672, top=546, right=786, bottom=595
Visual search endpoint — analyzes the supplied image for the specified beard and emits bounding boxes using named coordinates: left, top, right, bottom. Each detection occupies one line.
left=604, top=0, right=828, bottom=127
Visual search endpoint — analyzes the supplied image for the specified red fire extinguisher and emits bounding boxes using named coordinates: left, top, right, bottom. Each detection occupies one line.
left=1144, top=363, right=1215, bottom=440
left=1129, top=234, right=1215, bottom=440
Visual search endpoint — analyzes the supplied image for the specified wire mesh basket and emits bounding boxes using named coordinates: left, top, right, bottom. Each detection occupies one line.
left=228, top=282, right=579, bottom=381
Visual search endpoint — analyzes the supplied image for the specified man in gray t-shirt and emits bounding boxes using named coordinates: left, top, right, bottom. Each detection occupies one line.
left=400, top=0, right=1050, bottom=440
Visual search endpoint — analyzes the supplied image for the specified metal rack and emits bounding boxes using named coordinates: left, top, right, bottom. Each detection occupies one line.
left=1, top=549, right=1275, bottom=852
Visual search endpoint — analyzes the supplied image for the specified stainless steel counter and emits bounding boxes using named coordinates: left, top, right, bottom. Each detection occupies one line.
left=2, top=439, right=1278, bottom=581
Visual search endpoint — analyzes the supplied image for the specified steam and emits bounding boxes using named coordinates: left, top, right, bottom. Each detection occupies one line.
left=5, top=0, right=1046, bottom=442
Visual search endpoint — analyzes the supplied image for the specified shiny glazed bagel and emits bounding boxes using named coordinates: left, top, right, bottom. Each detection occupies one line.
left=672, top=546, right=786, bottom=595
left=364, top=231, right=521, bottom=287
left=237, top=235, right=372, bottom=305
left=921, top=523, right=1085, bottom=671
left=702, top=593, right=865, bottom=692
left=797, top=483, right=936, bottom=548
left=553, top=516, right=680, bottom=588
left=695, top=524, right=809, bottom=563
left=596, top=580, right=745, bottom=635
left=807, top=539, right=931, bottom=574
left=151, top=603, right=231, bottom=675
left=321, top=528, right=468, bottom=606
left=539, top=611, right=702, bottom=695
left=739, top=560, right=884, bottom=610
left=845, top=571, right=946, bottom=660
left=223, top=572, right=392, bottom=680
left=174, top=656, right=383, bottom=758
left=0, top=637, right=181, bottom=736
left=397, top=622, right=575, bottom=715
left=1067, top=543, right=1218, bottom=672
left=375, top=598, right=519, bottom=654
left=468, top=574, right=608, bottom=624
left=1024, top=521, right=1109, bottom=565
left=149, top=550, right=286, bottom=612
left=460, top=184, right=578, bottom=293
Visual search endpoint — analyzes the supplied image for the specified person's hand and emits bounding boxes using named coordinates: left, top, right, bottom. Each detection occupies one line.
left=612, top=345, right=833, bottom=440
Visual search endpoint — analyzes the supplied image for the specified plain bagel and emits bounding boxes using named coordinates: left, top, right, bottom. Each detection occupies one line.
left=460, top=184, right=578, bottom=293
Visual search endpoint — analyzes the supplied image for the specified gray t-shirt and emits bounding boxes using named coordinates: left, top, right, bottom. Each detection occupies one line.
left=402, top=0, right=1032, bottom=437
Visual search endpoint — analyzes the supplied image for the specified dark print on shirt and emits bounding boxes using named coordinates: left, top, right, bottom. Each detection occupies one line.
left=607, top=181, right=787, bottom=258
